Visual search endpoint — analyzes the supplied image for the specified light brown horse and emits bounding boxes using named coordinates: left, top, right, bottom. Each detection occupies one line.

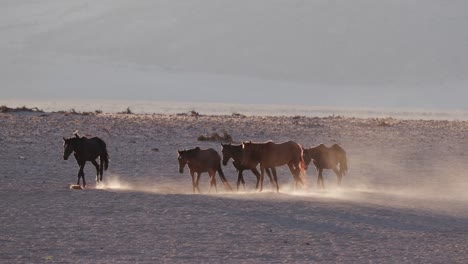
left=221, top=143, right=274, bottom=190
left=178, top=147, right=233, bottom=193
left=241, top=141, right=306, bottom=192
left=303, top=144, right=348, bottom=188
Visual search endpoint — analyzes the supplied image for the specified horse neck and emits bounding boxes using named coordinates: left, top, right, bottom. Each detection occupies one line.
left=184, top=150, right=200, bottom=163
left=246, top=144, right=263, bottom=162
left=229, top=146, right=243, bottom=162
left=306, top=147, right=321, bottom=159
left=69, top=139, right=84, bottom=153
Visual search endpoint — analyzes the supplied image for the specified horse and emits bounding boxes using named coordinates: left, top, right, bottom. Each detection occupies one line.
left=241, top=141, right=306, bottom=192
left=221, top=143, right=275, bottom=190
left=63, top=133, right=109, bottom=187
left=178, top=147, right=233, bottom=193
left=302, top=144, right=348, bottom=188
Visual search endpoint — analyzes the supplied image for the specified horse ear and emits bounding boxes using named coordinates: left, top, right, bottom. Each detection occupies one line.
left=63, top=137, right=66, bottom=141
left=177, top=150, right=181, bottom=154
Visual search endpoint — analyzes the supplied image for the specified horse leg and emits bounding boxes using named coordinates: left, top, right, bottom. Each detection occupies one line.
left=212, top=170, right=218, bottom=193
left=78, top=162, right=86, bottom=187
left=236, top=170, right=243, bottom=191
left=316, top=169, right=323, bottom=189
left=240, top=172, right=246, bottom=189
left=251, top=168, right=261, bottom=190
left=91, top=160, right=100, bottom=184
left=318, top=168, right=325, bottom=189
left=265, top=168, right=275, bottom=188
left=99, top=157, right=104, bottom=181
left=271, top=167, right=279, bottom=193
left=190, top=171, right=197, bottom=193
left=195, top=172, right=201, bottom=193
left=259, top=165, right=265, bottom=192
left=208, top=170, right=217, bottom=193
left=287, top=163, right=300, bottom=189
left=332, top=167, right=342, bottom=186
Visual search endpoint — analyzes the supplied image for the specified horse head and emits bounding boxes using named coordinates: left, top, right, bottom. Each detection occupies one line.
left=302, top=148, right=313, bottom=168
left=63, top=137, right=79, bottom=160
left=177, top=150, right=188, bottom=173
left=177, top=147, right=201, bottom=173
left=221, top=143, right=232, bottom=166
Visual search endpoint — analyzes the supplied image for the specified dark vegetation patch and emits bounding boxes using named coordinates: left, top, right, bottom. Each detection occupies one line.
left=198, top=131, right=233, bottom=143
left=0, top=105, right=43, bottom=113
left=177, top=110, right=201, bottom=117
left=53, top=109, right=95, bottom=116
left=117, top=107, right=133, bottom=115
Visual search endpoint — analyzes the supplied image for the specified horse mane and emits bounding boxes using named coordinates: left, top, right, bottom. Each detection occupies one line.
left=64, top=137, right=80, bottom=143
left=179, top=147, right=201, bottom=158
left=223, top=143, right=242, bottom=148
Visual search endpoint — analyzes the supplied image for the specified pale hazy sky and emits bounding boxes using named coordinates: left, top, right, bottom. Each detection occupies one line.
left=1, top=0, right=467, bottom=109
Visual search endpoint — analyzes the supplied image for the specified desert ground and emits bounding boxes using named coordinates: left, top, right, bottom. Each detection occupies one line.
left=1, top=110, right=468, bottom=263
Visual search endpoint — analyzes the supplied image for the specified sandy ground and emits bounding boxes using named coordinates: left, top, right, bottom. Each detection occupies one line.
left=1, top=112, right=468, bottom=263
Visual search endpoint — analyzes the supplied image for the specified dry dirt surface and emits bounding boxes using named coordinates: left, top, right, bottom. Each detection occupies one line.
left=1, top=112, right=468, bottom=263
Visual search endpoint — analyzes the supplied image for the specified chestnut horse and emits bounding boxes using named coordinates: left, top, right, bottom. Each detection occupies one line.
left=303, top=144, right=348, bottom=188
left=221, top=143, right=274, bottom=190
left=241, top=141, right=306, bottom=192
left=178, top=147, right=233, bottom=193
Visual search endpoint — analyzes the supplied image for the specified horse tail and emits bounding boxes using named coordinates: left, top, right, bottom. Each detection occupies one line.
left=102, top=150, right=109, bottom=171
left=332, top=144, right=348, bottom=176
left=217, top=165, right=233, bottom=191
left=99, top=140, right=109, bottom=171
left=339, top=154, right=348, bottom=177
left=298, top=146, right=307, bottom=185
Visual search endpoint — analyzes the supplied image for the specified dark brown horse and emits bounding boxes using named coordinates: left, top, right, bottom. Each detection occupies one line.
left=303, top=144, right=348, bottom=188
left=221, top=143, right=274, bottom=190
left=63, top=133, right=109, bottom=187
left=241, top=141, right=306, bottom=192
left=178, top=147, right=233, bottom=193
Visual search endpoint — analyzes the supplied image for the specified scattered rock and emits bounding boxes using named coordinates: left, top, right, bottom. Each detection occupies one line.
left=377, top=119, right=392, bottom=127
left=232, top=112, right=246, bottom=118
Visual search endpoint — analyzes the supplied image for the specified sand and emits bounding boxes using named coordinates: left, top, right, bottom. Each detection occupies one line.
left=1, top=112, right=468, bottom=263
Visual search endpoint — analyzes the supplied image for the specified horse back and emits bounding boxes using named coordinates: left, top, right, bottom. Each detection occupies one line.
left=189, top=148, right=221, bottom=171
left=83, top=137, right=107, bottom=157
left=260, top=140, right=302, bottom=165
left=330, top=144, right=346, bottom=156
